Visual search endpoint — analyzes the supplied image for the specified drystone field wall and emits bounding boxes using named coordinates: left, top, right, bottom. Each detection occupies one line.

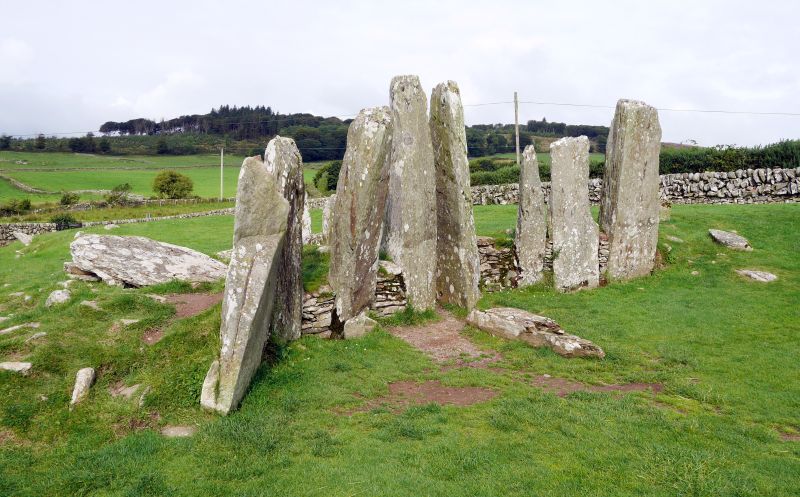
left=469, top=167, right=800, bottom=205
left=0, top=223, right=57, bottom=243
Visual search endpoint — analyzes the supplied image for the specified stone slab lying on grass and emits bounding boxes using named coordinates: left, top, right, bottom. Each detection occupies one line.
left=736, top=269, right=777, bottom=282
left=80, top=300, right=102, bottom=311
left=161, top=425, right=197, bottom=437
left=0, top=362, right=32, bottom=374
left=70, top=367, right=96, bottom=409
left=45, top=289, right=70, bottom=307
left=467, top=307, right=605, bottom=358
left=0, top=322, right=40, bottom=335
left=709, top=229, right=752, bottom=251
left=13, top=231, right=33, bottom=246
left=69, top=234, right=227, bottom=287
left=25, top=332, right=47, bottom=342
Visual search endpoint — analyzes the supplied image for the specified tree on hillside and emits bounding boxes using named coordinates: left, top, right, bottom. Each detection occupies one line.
left=0, top=135, right=10, bottom=150
left=153, top=170, right=194, bottom=199
left=35, top=134, right=46, bottom=149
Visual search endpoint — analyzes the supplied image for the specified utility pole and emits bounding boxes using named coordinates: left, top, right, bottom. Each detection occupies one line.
left=514, top=91, right=520, bottom=167
left=220, top=147, right=224, bottom=201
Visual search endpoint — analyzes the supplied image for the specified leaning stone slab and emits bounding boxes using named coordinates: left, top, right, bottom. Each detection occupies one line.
left=70, top=367, right=96, bottom=409
left=430, top=80, right=480, bottom=309
left=550, top=137, right=599, bottom=291
left=709, top=229, right=752, bottom=251
left=599, top=99, right=662, bottom=280
left=45, top=289, right=71, bottom=307
left=0, top=362, right=32, bottom=374
left=736, top=269, right=777, bottom=282
left=384, top=75, right=437, bottom=310
left=467, top=307, right=604, bottom=358
left=13, top=231, right=33, bottom=246
left=69, top=234, right=227, bottom=287
left=329, top=107, right=393, bottom=324
left=266, top=136, right=305, bottom=343
left=515, top=145, right=548, bottom=286
left=201, top=155, right=290, bottom=415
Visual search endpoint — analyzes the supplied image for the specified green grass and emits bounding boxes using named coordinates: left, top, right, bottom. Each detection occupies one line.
left=0, top=203, right=798, bottom=496
left=473, top=152, right=606, bottom=167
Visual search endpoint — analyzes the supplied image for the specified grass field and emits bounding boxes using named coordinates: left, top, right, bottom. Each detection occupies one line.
left=0, top=203, right=798, bottom=496
left=480, top=152, right=606, bottom=167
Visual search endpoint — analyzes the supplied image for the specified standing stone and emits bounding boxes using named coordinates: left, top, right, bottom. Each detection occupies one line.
left=383, top=75, right=437, bottom=310
left=302, top=195, right=312, bottom=244
left=515, top=145, right=547, bottom=286
left=322, top=194, right=336, bottom=242
left=70, top=367, right=96, bottom=409
left=201, top=155, right=290, bottom=415
left=550, top=136, right=599, bottom=291
left=599, top=100, right=662, bottom=280
left=329, top=107, right=393, bottom=325
left=266, top=137, right=305, bottom=343
left=429, top=80, right=480, bottom=310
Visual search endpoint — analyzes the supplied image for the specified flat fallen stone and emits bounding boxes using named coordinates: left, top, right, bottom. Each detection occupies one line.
left=736, top=269, right=777, bottom=282
left=342, top=311, right=377, bottom=339
left=709, top=229, right=752, bottom=251
left=109, top=382, right=141, bottom=399
left=0, top=362, right=32, bottom=374
left=70, top=367, right=96, bottom=409
left=0, top=322, right=40, bottom=335
left=666, top=235, right=684, bottom=243
left=145, top=294, right=167, bottom=303
left=45, top=289, right=71, bottom=307
left=103, top=223, right=119, bottom=230
left=25, top=332, right=47, bottom=342
left=68, top=234, right=228, bottom=287
left=161, top=425, right=196, bottom=438
left=80, top=300, right=102, bottom=311
left=120, top=318, right=140, bottom=326
left=467, top=307, right=604, bottom=358
left=13, top=232, right=33, bottom=246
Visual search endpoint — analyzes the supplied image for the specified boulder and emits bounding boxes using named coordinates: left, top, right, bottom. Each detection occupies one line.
left=709, top=229, right=752, bottom=251
left=13, top=231, right=33, bottom=246
left=0, top=362, right=32, bottom=375
left=467, top=307, right=604, bottom=358
left=383, top=75, right=437, bottom=311
left=515, top=145, right=547, bottom=286
left=736, top=269, right=777, bottom=282
left=329, top=107, right=393, bottom=324
left=599, top=100, right=662, bottom=280
left=549, top=137, right=599, bottom=291
left=68, top=234, right=227, bottom=287
left=200, top=155, right=290, bottom=415
left=342, top=310, right=377, bottom=339
left=430, top=80, right=480, bottom=309
left=266, top=136, right=306, bottom=343
left=45, top=289, right=71, bottom=307
left=70, top=367, right=96, bottom=409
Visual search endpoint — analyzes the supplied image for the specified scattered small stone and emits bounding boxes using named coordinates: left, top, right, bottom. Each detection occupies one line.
left=691, top=270, right=700, bottom=276
left=342, top=311, right=377, bottom=339
left=145, top=294, right=167, bottom=303
left=736, top=269, right=778, bottom=282
left=103, top=223, right=119, bottom=230
left=708, top=229, right=752, bottom=251
left=161, top=425, right=197, bottom=438
left=45, top=289, right=71, bottom=307
left=70, top=367, right=96, bottom=409
left=12, top=232, right=33, bottom=246
left=80, top=300, right=102, bottom=311
left=138, top=386, right=151, bottom=407
left=9, top=292, right=25, bottom=298
left=25, top=332, right=47, bottom=342
left=0, top=362, right=32, bottom=375
left=0, top=316, right=8, bottom=324
left=666, top=236, right=684, bottom=243
left=120, top=318, right=140, bottom=326
left=109, top=382, right=141, bottom=399
left=59, top=280, right=74, bottom=288
left=0, top=322, right=40, bottom=335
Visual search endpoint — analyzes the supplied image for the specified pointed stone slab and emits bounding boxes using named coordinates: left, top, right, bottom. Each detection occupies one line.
left=550, top=136, right=599, bottom=292
left=430, top=80, right=480, bottom=310
left=329, top=107, right=393, bottom=324
left=516, top=145, right=548, bottom=286
left=201, top=155, right=290, bottom=415
left=266, top=137, right=305, bottom=343
left=384, top=75, right=438, bottom=310
left=709, top=229, right=752, bottom=251
left=599, top=99, right=662, bottom=280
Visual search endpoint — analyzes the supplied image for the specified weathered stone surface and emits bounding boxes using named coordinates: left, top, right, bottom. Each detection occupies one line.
left=25, top=331, right=47, bottom=342
left=599, top=100, right=662, bottom=280
left=430, top=80, right=480, bottom=309
left=329, top=107, right=393, bottom=323
left=515, top=145, right=547, bottom=286
left=69, top=234, right=227, bottom=287
left=736, top=269, right=777, bottom=282
left=161, top=425, right=196, bottom=437
left=322, top=194, right=336, bottom=242
left=550, top=136, right=599, bottom=291
left=200, top=155, right=290, bottom=415
left=0, top=322, right=40, bottom=335
left=467, top=307, right=604, bottom=358
left=13, top=231, right=32, bottom=246
left=302, top=195, right=312, bottom=244
left=0, top=362, right=32, bottom=374
left=70, top=367, right=96, bottom=409
left=709, top=229, right=752, bottom=251
left=80, top=300, right=102, bottom=311
left=383, top=75, right=437, bottom=310
left=265, top=136, right=305, bottom=343
left=342, top=310, right=377, bottom=339
left=45, top=289, right=71, bottom=307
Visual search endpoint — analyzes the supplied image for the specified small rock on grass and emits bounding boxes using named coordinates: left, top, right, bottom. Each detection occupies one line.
left=0, top=322, right=40, bottom=336
left=120, top=319, right=140, bottom=326
left=25, top=332, right=47, bottom=343
left=12, top=232, right=33, bottom=246
left=666, top=235, right=684, bottom=243
left=342, top=311, right=377, bottom=339
left=161, top=425, right=197, bottom=438
left=736, top=269, right=777, bottom=282
left=45, top=289, right=71, bottom=307
left=0, top=362, right=32, bottom=375
left=709, top=229, right=752, bottom=251
left=80, top=300, right=102, bottom=311
left=70, top=367, right=96, bottom=409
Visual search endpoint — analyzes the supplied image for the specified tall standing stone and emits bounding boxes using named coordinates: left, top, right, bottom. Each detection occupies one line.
left=550, top=136, right=599, bottom=292
left=266, top=137, right=305, bottom=342
left=322, top=194, right=336, bottom=242
left=384, top=75, right=437, bottom=310
left=599, top=100, right=662, bottom=280
left=329, top=107, right=393, bottom=325
left=301, top=194, right=312, bottom=244
left=201, top=156, right=290, bottom=415
left=515, top=145, right=547, bottom=286
left=429, top=80, right=480, bottom=310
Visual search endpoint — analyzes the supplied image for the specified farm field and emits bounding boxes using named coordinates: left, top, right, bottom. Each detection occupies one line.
left=0, top=203, right=798, bottom=496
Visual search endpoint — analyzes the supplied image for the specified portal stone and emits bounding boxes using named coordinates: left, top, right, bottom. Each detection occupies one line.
left=515, top=145, right=547, bottom=286
left=384, top=75, right=437, bottom=310
left=549, top=136, right=599, bottom=291
left=430, top=80, right=480, bottom=310
left=201, top=155, right=290, bottom=415
left=599, top=99, right=662, bottom=280
left=329, top=107, right=393, bottom=324
left=266, top=137, right=305, bottom=342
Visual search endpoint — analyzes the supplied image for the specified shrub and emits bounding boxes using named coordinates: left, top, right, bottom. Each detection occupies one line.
left=0, top=198, right=32, bottom=216
left=50, top=213, right=80, bottom=230
left=60, top=191, right=80, bottom=206
left=104, top=183, right=133, bottom=205
left=325, top=160, right=342, bottom=191
left=153, top=170, right=194, bottom=199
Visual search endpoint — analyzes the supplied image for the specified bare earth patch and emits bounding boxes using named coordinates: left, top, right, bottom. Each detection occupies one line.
left=141, top=328, right=164, bottom=345
left=164, top=292, right=222, bottom=319
left=349, top=380, right=498, bottom=414
left=778, top=431, right=800, bottom=442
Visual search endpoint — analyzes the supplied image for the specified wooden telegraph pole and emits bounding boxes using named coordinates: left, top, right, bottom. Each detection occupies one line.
left=514, top=91, right=521, bottom=167
left=219, top=147, right=224, bottom=201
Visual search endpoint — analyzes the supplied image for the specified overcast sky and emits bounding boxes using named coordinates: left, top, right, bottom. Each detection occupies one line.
left=1, top=0, right=798, bottom=146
